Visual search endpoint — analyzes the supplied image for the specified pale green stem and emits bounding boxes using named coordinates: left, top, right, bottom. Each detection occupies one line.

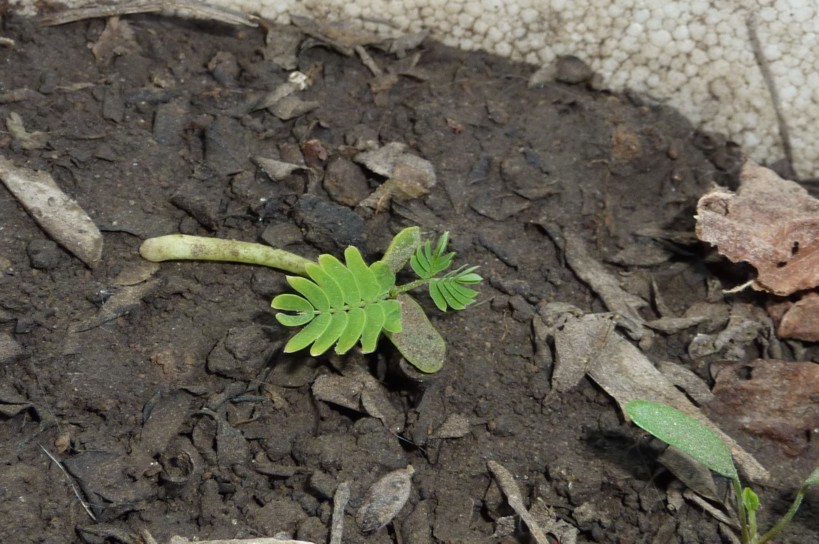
left=757, top=488, right=808, bottom=544
left=732, top=478, right=751, bottom=543
left=391, top=278, right=429, bottom=296
left=140, top=234, right=313, bottom=276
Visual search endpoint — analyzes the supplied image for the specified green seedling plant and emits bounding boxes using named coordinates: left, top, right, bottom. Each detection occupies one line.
left=140, top=227, right=481, bottom=372
left=626, top=400, right=819, bottom=544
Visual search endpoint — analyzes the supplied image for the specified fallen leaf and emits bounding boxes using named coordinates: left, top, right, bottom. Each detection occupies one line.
left=710, top=360, right=819, bottom=456
left=356, top=466, right=414, bottom=532
left=772, top=290, right=819, bottom=341
left=6, top=112, right=48, bottom=149
left=695, top=159, right=819, bottom=296
left=563, top=230, right=648, bottom=340
left=544, top=304, right=768, bottom=482
left=91, top=16, right=140, bottom=64
left=0, top=156, right=103, bottom=267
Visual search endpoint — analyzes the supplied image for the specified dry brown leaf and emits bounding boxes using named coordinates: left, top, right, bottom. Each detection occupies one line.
left=695, top=159, right=819, bottom=296
left=770, top=290, right=819, bottom=341
left=546, top=306, right=768, bottom=482
left=710, top=360, right=819, bottom=456
left=91, top=17, right=140, bottom=64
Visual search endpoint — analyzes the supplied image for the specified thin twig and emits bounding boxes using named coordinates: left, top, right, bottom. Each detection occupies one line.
left=746, top=14, right=796, bottom=178
left=488, top=460, right=550, bottom=544
left=39, top=444, right=97, bottom=521
left=41, top=0, right=257, bottom=27
left=330, top=481, right=351, bottom=544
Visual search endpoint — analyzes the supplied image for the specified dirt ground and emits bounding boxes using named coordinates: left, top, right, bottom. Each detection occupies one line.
left=0, top=13, right=816, bottom=544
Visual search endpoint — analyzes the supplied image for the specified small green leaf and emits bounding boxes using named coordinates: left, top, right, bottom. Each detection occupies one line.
left=319, top=254, right=360, bottom=305
left=626, top=400, right=738, bottom=481
left=370, top=261, right=395, bottom=292
left=275, top=312, right=314, bottom=327
left=336, top=307, right=366, bottom=354
left=284, top=312, right=332, bottom=353
left=437, top=280, right=467, bottom=310
left=311, top=312, right=348, bottom=355
left=306, top=263, right=344, bottom=309
left=345, top=246, right=379, bottom=301
left=385, top=294, right=445, bottom=373
left=271, top=293, right=314, bottom=313
left=804, top=466, right=819, bottom=487
left=410, top=244, right=432, bottom=278
left=380, top=226, right=421, bottom=273
left=287, top=276, right=330, bottom=312
left=433, top=231, right=450, bottom=257
left=428, top=281, right=447, bottom=312
left=742, top=487, right=760, bottom=512
left=361, top=303, right=386, bottom=353
left=382, top=299, right=402, bottom=333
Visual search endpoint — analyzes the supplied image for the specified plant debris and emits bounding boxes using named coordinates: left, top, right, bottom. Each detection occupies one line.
left=355, top=466, right=415, bottom=532
left=0, top=156, right=103, bottom=268
left=696, top=159, right=819, bottom=296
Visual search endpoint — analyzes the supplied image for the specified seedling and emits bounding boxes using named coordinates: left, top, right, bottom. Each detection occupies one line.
left=140, top=227, right=481, bottom=372
left=626, top=400, right=819, bottom=544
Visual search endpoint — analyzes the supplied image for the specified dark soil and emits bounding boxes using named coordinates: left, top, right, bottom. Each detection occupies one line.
left=0, top=13, right=816, bottom=544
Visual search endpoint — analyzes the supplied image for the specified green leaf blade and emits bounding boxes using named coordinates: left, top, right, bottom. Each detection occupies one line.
left=284, top=312, right=332, bottom=353
left=311, top=312, right=348, bottom=356
left=275, top=312, right=314, bottom=327
left=385, top=294, right=445, bottom=373
left=306, top=262, right=344, bottom=309
left=626, top=400, right=738, bottom=481
left=319, top=254, right=360, bottom=305
left=271, top=293, right=314, bottom=313
left=370, top=261, right=395, bottom=293
left=360, top=303, right=386, bottom=353
left=345, top=246, right=380, bottom=301
left=287, top=276, right=330, bottom=312
left=427, top=281, right=448, bottom=312
left=336, top=307, right=366, bottom=354
left=380, top=226, right=421, bottom=273
left=382, top=299, right=403, bottom=333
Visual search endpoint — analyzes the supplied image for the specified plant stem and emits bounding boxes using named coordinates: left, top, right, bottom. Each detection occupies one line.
left=732, top=478, right=751, bottom=543
left=391, top=278, right=428, bottom=296
left=140, top=234, right=313, bottom=275
left=757, top=488, right=808, bottom=544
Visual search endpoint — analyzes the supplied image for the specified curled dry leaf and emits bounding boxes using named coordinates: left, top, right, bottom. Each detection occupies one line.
left=356, top=466, right=414, bottom=532
left=695, top=159, right=819, bottom=296
left=0, top=156, right=103, bottom=268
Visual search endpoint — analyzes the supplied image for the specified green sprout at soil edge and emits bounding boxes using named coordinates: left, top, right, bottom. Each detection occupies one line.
left=140, top=227, right=481, bottom=373
left=626, top=400, right=819, bottom=544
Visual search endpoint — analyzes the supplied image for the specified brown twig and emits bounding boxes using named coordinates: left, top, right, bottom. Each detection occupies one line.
left=40, top=0, right=256, bottom=27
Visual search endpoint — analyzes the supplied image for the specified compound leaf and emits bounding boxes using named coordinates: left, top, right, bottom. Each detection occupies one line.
left=275, top=246, right=398, bottom=355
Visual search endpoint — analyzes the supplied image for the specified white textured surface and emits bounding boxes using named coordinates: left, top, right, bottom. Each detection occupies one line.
left=12, top=0, right=819, bottom=176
